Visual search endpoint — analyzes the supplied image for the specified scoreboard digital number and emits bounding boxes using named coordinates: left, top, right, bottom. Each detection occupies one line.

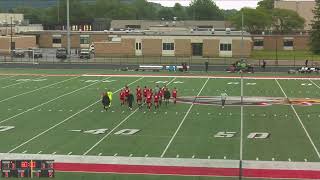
left=1, top=160, right=54, bottom=178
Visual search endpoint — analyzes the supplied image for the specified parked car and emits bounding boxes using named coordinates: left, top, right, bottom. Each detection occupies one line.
left=79, top=49, right=91, bottom=59
left=13, top=48, right=25, bottom=58
left=28, top=48, right=43, bottom=58
left=56, top=48, right=67, bottom=59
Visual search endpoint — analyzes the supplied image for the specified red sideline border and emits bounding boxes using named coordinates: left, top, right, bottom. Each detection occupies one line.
left=54, top=163, right=320, bottom=179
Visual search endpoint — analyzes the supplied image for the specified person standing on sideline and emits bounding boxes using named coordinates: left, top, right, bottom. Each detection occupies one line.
left=221, top=92, right=228, bottom=109
left=127, top=93, right=134, bottom=110
left=305, top=59, right=309, bottom=67
left=262, top=60, right=266, bottom=70
left=205, top=61, right=209, bottom=72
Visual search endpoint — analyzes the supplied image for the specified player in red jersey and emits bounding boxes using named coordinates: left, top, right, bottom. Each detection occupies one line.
left=154, top=94, right=159, bottom=109
left=158, top=88, right=164, bottom=106
left=124, top=85, right=130, bottom=102
left=143, top=86, right=148, bottom=103
left=136, top=86, right=143, bottom=107
left=146, top=91, right=153, bottom=111
left=119, top=89, right=125, bottom=106
left=172, top=87, right=178, bottom=104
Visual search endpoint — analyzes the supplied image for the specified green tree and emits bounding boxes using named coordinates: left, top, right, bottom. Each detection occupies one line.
left=271, top=8, right=305, bottom=33
left=310, top=0, right=320, bottom=54
left=133, top=0, right=157, bottom=20
left=187, top=0, right=223, bottom=20
left=230, top=8, right=272, bottom=33
left=172, top=3, right=187, bottom=20
left=257, top=0, right=275, bottom=10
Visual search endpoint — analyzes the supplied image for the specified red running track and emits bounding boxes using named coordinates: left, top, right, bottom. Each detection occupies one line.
left=54, top=162, right=320, bottom=179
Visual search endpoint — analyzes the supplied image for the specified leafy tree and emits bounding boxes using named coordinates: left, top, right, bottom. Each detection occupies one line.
left=271, top=8, right=305, bottom=34
left=310, top=0, right=320, bottom=54
left=187, top=0, right=223, bottom=20
left=133, top=0, right=157, bottom=20
left=257, top=0, right=275, bottom=10
left=230, top=8, right=272, bottom=33
left=172, top=3, right=187, bottom=20
left=157, top=7, right=174, bottom=20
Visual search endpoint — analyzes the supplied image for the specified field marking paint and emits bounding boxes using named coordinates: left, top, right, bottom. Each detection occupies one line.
left=37, top=151, right=42, bottom=154
left=160, top=78, right=209, bottom=158
left=275, top=79, right=320, bottom=159
left=0, top=77, right=111, bottom=125
left=83, top=77, right=177, bottom=155
left=240, top=74, right=244, bottom=163
left=8, top=77, right=143, bottom=153
left=1, top=77, right=45, bottom=89
left=309, top=79, right=320, bottom=89
left=0, top=75, right=16, bottom=80
left=67, top=152, right=72, bottom=155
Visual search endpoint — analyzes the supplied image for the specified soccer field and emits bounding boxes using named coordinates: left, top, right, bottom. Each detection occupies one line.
left=0, top=69, right=320, bottom=179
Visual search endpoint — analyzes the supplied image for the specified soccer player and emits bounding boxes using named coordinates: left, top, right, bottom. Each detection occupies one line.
left=158, top=88, right=163, bottom=106
left=119, top=89, right=125, bottom=106
left=124, top=85, right=130, bottom=103
left=136, top=86, right=143, bottom=107
left=143, top=86, right=148, bottom=103
left=164, top=88, right=171, bottom=106
left=221, top=92, right=228, bottom=108
left=154, top=93, right=159, bottom=109
left=146, top=91, right=153, bottom=111
left=154, top=84, right=160, bottom=94
left=127, top=93, right=134, bottom=110
left=101, top=92, right=110, bottom=111
left=107, top=90, right=113, bottom=107
left=172, top=87, right=177, bottom=104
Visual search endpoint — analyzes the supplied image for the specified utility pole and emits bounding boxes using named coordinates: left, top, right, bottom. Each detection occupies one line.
left=67, top=0, right=71, bottom=60
left=10, top=17, right=13, bottom=60
left=57, top=0, right=60, bottom=24
left=241, top=12, right=244, bottom=58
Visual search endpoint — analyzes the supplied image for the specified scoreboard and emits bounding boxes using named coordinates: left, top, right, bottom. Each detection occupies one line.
left=1, top=160, right=54, bottom=178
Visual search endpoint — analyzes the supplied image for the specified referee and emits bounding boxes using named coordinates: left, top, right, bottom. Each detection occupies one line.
left=221, top=92, right=228, bottom=108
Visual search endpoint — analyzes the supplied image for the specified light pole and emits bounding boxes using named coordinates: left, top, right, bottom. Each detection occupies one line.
left=67, top=0, right=71, bottom=61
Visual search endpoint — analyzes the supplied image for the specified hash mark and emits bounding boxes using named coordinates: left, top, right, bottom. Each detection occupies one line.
left=288, top=158, right=291, bottom=162
left=224, top=156, right=226, bottom=159
left=304, top=158, right=308, bottom=162
left=37, top=151, right=42, bottom=154
left=114, top=153, right=118, bottom=157
left=69, top=110, right=73, bottom=111
left=208, top=156, right=211, bottom=159
left=67, top=152, right=72, bottom=155
left=176, top=154, right=179, bottom=158
left=272, top=158, right=275, bottom=161
left=22, top=150, right=27, bottom=154
left=145, top=154, right=148, bottom=157
left=52, top=152, right=56, bottom=154
left=98, top=153, right=102, bottom=156
left=129, top=154, right=133, bottom=157
left=192, top=155, right=195, bottom=158
left=256, top=157, right=259, bottom=161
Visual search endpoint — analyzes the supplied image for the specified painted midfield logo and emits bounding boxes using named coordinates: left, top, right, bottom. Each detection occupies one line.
left=176, top=96, right=320, bottom=106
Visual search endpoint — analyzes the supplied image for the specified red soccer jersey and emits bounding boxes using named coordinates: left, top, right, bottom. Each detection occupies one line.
left=172, top=90, right=177, bottom=98
left=158, top=89, right=163, bottom=98
left=143, top=88, right=148, bottom=97
left=119, top=91, right=125, bottom=100
left=137, top=93, right=142, bottom=100
left=154, top=95, right=159, bottom=102
left=124, top=88, right=130, bottom=97
left=146, top=93, right=152, bottom=103
left=136, top=88, right=142, bottom=95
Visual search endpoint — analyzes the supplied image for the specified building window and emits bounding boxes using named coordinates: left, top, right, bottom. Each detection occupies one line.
left=135, top=42, right=142, bottom=50
left=52, top=37, right=61, bottom=44
left=254, top=39, right=264, bottom=47
left=163, top=43, right=174, bottom=50
left=220, top=44, right=232, bottom=51
left=80, top=35, right=90, bottom=44
left=283, top=39, right=293, bottom=47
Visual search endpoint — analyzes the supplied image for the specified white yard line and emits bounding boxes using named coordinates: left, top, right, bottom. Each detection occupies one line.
left=160, top=78, right=210, bottom=158
left=275, top=79, right=320, bottom=159
left=0, top=77, right=111, bottom=125
left=8, top=77, right=143, bottom=153
left=0, top=76, right=80, bottom=103
left=0, top=75, right=16, bottom=80
left=1, top=76, right=45, bottom=89
left=309, top=79, right=320, bottom=89
left=240, top=75, right=244, bottom=162
left=83, top=77, right=177, bottom=155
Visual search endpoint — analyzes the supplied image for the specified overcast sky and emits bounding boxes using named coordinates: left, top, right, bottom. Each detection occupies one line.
left=147, top=0, right=260, bottom=10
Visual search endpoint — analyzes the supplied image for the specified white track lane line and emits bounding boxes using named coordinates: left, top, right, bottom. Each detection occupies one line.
left=8, top=77, right=143, bottom=153
left=1, top=76, right=46, bottom=89
left=0, top=76, right=80, bottom=103
left=83, top=77, right=177, bottom=155
left=0, top=77, right=111, bottom=125
left=160, top=78, right=209, bottom=158
left=275, top=79, right=320, bottom=159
